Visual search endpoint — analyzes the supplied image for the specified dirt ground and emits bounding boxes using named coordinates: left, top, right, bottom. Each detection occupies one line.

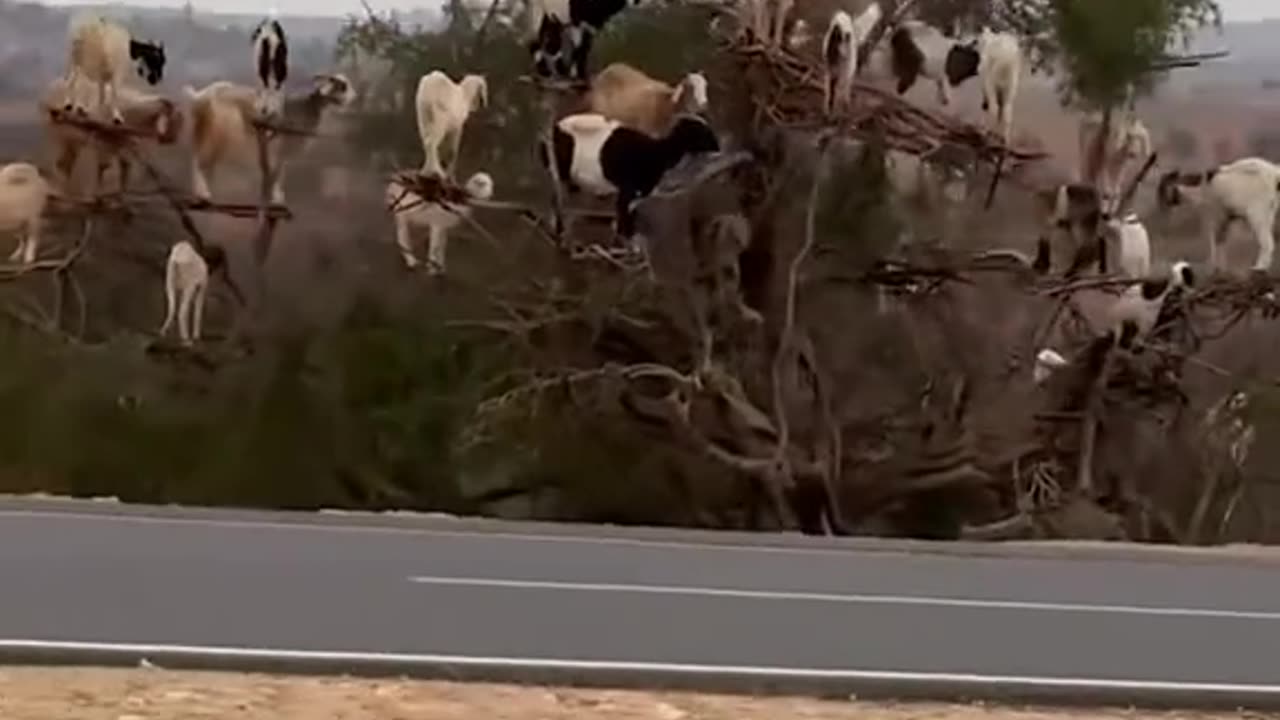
left=0, top=667, right=1267, bottom=720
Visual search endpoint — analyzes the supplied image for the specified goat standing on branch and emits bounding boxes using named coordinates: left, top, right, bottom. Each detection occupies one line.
left=42, top=76, right=183, bottom=198
left=185, top=73, right=355, bottom=205
left=582, top=62, right=708, bottom=138
left=0, top=163, right=50, bottom=266
left=1036, top=182, right=1107, bottom=276
left=1157, top=157, right=1280, bottom=274
left=62, top=13, right=166, bottom=126
left=822, top=2, right=882, bottom=116
left=1106, top=260, right=1195, bottom=350
left=414, top=71, right=488, bottom=180
left=527, top=0, right=645, bottom=82
left=542, top=113, right=720, bottom=241
left=159, top=240, right=231, bottom=346
left=1080, top=111, right=1151, bottom=213
left=386, top=172, right=495, bottom=273
left=1101, top=212, right=1151, bottom=280
left=250, top=17, right=289, bottom=118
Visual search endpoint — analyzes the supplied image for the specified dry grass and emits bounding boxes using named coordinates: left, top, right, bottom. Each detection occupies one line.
left=0, top=667, right=1262, bottom=720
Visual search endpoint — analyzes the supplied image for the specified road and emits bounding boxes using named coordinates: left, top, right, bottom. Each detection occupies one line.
left=2, top=496, right=1280, bottom=709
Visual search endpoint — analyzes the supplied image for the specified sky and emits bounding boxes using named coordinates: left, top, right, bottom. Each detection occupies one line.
left=34, top=0, right=1280, bottom=22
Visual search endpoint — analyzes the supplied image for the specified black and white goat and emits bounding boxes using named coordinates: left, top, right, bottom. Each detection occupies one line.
left=1157, top=157, right=1280, bottom=273
left=62, top=12, right=166, bottom=125
left=1106, top=260, right=1195, bottom=350
left=1035, top=182, right=1109, bottom=276
left=543, top=112, right=720, bottom=239
left=250, top=17, right=288, bottom=118
left=822, top=3, right=882, bottom=116
left=527, top=0, right=646, bottom=82
left=873, top=23, right=1021, bottom=142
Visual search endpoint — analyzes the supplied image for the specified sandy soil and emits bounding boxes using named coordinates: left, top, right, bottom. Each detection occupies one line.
left=0, top=667, right=1264, bottom=720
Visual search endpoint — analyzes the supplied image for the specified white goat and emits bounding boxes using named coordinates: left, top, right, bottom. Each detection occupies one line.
left=1101, top=212, right=1151, bottom=280
left=184, top=73, right=356, bottom=205
left=583, top=62, right=708, bottom=138
left=974, top=27, right=1021, bottom=144
left=823, top=3, right=882, bottom=115
left=62, top=12, right=166, bottom=125
left=740, top=0, right=793, bottom=46
left=414, top=71, right=488, bottom=179
left=1157, top=157, right=1280, bottom=273
left=0, top=163, right=50, bottom=266
left=385, top=172, right=495, bottom=273
left=159, top=241, right=229, bottom=346
left=42, top=75, right=182, bottom=198
left=1079, top=111, right=1151, bottom=212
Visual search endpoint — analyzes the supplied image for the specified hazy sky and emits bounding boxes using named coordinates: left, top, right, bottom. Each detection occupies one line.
left=37, top=0, right=1280, bottom=22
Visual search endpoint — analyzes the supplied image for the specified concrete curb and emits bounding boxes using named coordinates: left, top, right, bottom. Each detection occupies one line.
left=3, top=641, right=1280, bottom=712
left=2, top=493, right=1279, bottom=569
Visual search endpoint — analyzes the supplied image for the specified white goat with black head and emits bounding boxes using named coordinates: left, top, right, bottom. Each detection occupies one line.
left=822, top=3, right=882, bottom=116
left=0, top=163, right=50, bottom=266
left=385, top=172, right=495, bottom=274
left=250, top=17, right=288, bottom=118
left=543, top=112, right=720, bottom=241
left=61, top=12, right=166, bottom=125
left=528, top=0, right=646, bottom=82
left=185, top=73, right=356, bottom=205
left=414, top=70, right=489, bottom=179
left=1157, top=157, right=1280, bottom=273
left=583, top=62, right=708, bottom=138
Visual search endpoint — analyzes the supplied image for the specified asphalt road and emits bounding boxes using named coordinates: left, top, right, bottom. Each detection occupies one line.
left=3, top=497, right=1280, bottom=708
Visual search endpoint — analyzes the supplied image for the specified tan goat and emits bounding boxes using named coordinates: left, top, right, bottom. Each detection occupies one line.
left=582, top=62, right=709, bottom=139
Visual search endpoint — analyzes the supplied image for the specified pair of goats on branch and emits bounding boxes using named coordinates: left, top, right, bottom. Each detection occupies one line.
left=879, top=19, right=1023, bottom=144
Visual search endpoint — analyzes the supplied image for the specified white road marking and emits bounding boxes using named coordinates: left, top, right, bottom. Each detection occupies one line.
left=1, top=639, right=1279, bottom=696
left=405, top=575, right=1280, bottom=620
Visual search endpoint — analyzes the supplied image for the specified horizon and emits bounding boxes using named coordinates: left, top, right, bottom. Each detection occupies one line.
left=28, top=0, right=1280, bottom=21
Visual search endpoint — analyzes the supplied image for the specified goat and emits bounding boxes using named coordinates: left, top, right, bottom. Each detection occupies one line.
left=159, top=240, right=230, bottom=346
left=528, top=0, right=646, bottom=82
left=1106, top=260, right=1195, bottom=350
left=62, top=12, right=165, bottom=125
left=41, top=75, right=183, bottom=198
left=874, top=21, right=1020, bottom=140
left=974, top=27, right=1021, bottom=144
left=0, top=162, right=50, bottom=266
left=1033, top=348, right=1069, bottom=385
left=543, top=112, right=720, bottom=240
left=250, top=17, right=288, bottom=118
left=385, top=172, right=495, bottom=274
left=1101, top=212, right=1151, bottom=280
left=1079, top=112, right=1151, bottom=212
left=1035, top=182, right=1109, bottom=277
left=582, top=62, right=708, bottom=138
left=1157, top=157, right=1280, bottom=273
left=184, top=73, right=356, bottom=205
left=824, top=3, right=883, bottom=115
left=742, top=0, right=793, bottom=46
left=414, top=71, right=489, bottom=179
